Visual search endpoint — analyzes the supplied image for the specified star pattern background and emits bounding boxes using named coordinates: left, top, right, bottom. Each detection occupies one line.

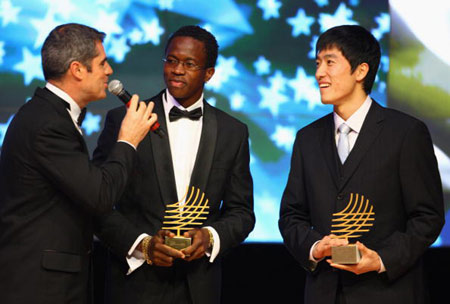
left=0, top=0, right=447, bottom=244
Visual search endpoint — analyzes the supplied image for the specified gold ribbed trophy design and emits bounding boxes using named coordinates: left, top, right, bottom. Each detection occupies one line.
left=330, top=193, right=375, bottom=264
left=162, top=186, right=209, bottom=251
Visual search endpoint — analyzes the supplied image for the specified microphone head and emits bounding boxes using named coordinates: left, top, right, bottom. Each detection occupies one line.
left=108, top=79, right=123, bottom=95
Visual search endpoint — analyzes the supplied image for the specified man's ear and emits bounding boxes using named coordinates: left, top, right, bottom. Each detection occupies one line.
left=204, top=67, right=215, bottom=83
left=355, top=62, right=369, bottom=82
left=68, top=61, right=85, bottom=81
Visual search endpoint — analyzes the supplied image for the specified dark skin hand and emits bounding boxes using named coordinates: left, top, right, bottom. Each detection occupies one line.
left=181, top=228, right=211, bottom=262
left=139, top=230, right=185, bottom=267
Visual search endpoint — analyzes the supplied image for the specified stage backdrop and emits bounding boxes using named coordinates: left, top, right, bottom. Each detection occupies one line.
left=0, top=0, right=448, bottom=245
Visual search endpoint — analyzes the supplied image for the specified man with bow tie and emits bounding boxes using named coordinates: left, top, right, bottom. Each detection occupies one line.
left=92, top=25, right=255, bottom=304
left=0, top=23, right=158, bottom=304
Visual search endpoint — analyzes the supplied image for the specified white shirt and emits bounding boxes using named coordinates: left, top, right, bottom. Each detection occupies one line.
left=126, top=89, right=220, bottom=274
left=45, top=82, right=83, bottom=134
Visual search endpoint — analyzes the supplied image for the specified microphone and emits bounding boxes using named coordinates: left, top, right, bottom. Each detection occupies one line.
left=108, top=79, right=164, bottom=137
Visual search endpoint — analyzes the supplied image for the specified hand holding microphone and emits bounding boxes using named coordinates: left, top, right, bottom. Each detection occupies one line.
left=108, top=79, right=165, bottom=137
left=116, top=93, right=158, bottom=148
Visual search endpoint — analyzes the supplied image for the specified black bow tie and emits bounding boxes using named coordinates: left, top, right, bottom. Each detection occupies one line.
left=168, top=106, right=202, bottom=122
left=61, top=99, right=86, bottom=127
left=77, top=108, right=87, bottom=127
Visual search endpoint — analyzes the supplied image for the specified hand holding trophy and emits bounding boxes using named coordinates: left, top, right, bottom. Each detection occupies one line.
left=162, top=187, right=210, bottom=254
left=330, top=193, right=375, bottom=264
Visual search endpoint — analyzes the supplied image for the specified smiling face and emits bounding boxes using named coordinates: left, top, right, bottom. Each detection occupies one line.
left=315, top=46, right=366, bottom=108
left=81, top=41, right=113, bottom=102
left=163, top=36, right=214, bottom=108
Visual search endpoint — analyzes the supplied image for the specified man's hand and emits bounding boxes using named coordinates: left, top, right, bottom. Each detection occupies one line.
left=118, top=94, right=157, bottom=148
left=143, top=230, right=184, bottom=267
left=327, top=241, right=381, bottom=275
left=181, top=228, right=211, bottom=262
left=313, top=234, right=348, bottom=260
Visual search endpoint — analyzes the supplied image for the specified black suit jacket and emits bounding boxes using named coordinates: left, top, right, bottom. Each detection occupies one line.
left=93, top=90, right=255, bottom=304
left=0, top=87, right=137, bottom=304
left=279, top=100, right=444, bottom=304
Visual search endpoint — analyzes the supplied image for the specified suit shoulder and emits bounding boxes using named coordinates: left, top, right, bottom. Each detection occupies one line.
left=211, top=106, right=248, bottom=130
left=296, top=113, right=331, bottom=136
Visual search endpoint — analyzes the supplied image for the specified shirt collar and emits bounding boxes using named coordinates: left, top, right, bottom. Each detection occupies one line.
left=45, top=82, right=82, bottom=120
left=334, top=95, right=372, bottom=134
left=163, top=88, right=204, bottom=115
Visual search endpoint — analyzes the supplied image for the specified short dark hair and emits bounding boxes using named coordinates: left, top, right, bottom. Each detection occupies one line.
left=41, top=23, right=106, bottom=81
left=316, top=25, right=381, bottom=94
left=165, top=25, right=219, bottom=68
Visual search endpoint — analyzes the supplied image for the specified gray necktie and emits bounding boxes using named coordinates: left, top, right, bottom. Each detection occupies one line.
left=337, top=123, right=352, bottom=164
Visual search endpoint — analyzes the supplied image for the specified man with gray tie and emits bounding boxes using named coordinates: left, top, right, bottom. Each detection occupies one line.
left=93, top=25, right=255, bottom=304
left=279, top=25, right=444, bottom=304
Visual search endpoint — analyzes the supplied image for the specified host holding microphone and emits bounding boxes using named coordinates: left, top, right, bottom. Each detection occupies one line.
left=0, top=23, right=157, bottom=304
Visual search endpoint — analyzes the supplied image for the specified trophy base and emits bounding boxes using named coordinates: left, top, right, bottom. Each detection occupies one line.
left=165, top=236, right=191, bottom=251
left=331, top=244, right=361, bottom=264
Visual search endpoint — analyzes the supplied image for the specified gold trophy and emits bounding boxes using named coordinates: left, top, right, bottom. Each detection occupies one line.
left=162, top=187, right=210, bottom=251
left=330, top=193, right=375, bottom=264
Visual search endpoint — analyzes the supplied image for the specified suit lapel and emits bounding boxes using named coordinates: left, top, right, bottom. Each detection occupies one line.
left=36, top=87, right=89, bottom=153
left=319, top=114, right=340, bottom=189
left=189, top=101, right=217, bottom=194
left=147, top=92, right=178, bottom=205
left=338, top=101, right=385, bottom=190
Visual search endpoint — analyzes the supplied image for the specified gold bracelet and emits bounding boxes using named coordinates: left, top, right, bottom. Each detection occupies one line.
left=141, top=236, right=153, bottom=265
left=207, top=229, right=214, bottom=248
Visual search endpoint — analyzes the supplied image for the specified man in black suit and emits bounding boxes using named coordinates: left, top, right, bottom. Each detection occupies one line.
left=0, top=23, right=157, bottom=304
left=93, top=25, right=255, bottom=304
left=279, top=25, right=444, bottom=304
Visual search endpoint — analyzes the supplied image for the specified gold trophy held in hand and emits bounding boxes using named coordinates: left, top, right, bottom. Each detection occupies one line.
left=162, top=187, right=210, bottom=251
left=330, top=193, right=375, bottom=264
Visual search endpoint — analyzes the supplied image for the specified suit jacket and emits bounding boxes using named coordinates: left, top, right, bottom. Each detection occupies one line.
left=93, top=90, right=255, bottom=304
left=0, top=87, right=137, bottom=304
left=279, top=100, right=444, bottom=304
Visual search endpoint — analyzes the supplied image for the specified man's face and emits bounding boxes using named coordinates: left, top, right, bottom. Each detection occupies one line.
left=315, top=47, right=360, bottom=106
left=163, top=36, right=214, bottom=108
left=82, top=41, right=113, bottom=102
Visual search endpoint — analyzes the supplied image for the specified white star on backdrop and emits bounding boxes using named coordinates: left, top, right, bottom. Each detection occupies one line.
left=82, top=112, right=101, bottom=136
left=258, top=84, right=288, bottom=117
left=318, top=3, right=357, bottom=32
left=93, top=11, right=123, bottom=36
left=229, top=91, right=246, bottom=110
left=372, top=13, right=390, bottom=40
left=30, top=11, right=60, bottom=48
left=108, top=36, right=130, bottom=63
left=0, top=41, right=5, bottom=65
left=128, top=28, right=144, bottom=45
left=257, top=0, right=282, bottom=20
left=206, top=55, right=238, bottom=92
left=253, top=55, right=271, bottom=75
left=207, top=96, right=216, bottom=107
left=314, top=0, right=329, bottom=8
left=270, top=124, right=296, bottom=151
left=96, top=0, right=115, bottom=9
left=13, top=47, right=44, bottom=86
left=308, top=35, right=319, bottom=59
left=158, top=0, right=175, bottom=10
left=43, top=0, right=76, bottom=19
left=268, top=70, right=288, bottom=92
left=0, top=0, right=21, bottom=27
left=380, top=55, right=389, bottom=73
left=287, top=8, right=315, bottom=37
left=288, top=67, right=321, bottom=110
left=0, top=115, right=14, bottom=146
left=140, top=18, right=165, bottom=45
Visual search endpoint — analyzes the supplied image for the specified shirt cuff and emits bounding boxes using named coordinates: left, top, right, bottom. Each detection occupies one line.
left=117, top=139, right=137, bottom=151
left=309, top=240, right=323, bottom=263
left=378, top=256, right=386, bottom=273
left=204, top=226, right=220, bottom=263
left=126, top=233, right=150, bottom=275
